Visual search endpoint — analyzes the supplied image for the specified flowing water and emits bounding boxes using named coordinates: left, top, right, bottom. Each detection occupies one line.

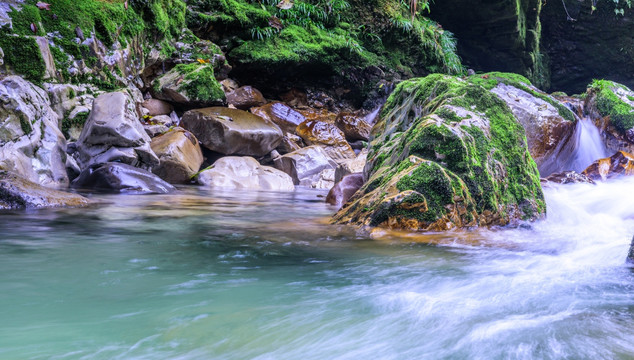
left=1, top=180, right=634, bottom=360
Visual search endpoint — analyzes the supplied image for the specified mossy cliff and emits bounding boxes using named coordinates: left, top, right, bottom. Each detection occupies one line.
left=587, top=80, right=634, bottom=145
left=332, top=74, right=546, bottom=231
left=187, top=0, right=462, bottom=106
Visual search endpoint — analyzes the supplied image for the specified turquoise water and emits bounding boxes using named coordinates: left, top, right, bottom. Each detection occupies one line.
left=1, top=182, right=634, bottom=359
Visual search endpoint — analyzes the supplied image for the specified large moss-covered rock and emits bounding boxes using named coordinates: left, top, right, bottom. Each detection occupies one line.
left=586, top=80, right=634, bottom=154
left=152, top=63, right=225, bottom=107
left=333, top=74, right=546, bottom=231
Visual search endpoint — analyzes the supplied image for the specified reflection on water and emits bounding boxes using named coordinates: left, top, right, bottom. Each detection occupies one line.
left=0, top=183, right=633, bottom=359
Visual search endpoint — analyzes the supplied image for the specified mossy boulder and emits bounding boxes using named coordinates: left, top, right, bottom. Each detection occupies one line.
left=152, top=63, right=225, bottom=107
left=333, top=74, right=546, bottom=231
left=586, top=80, right=634, bottom=153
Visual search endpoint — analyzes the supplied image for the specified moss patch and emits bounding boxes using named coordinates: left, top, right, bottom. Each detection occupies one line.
left=590, top=79, right=634, bottom=136
left=0, top=34, right=46, bottom=83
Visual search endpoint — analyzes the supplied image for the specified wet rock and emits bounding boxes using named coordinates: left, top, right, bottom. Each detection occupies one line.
left=251, top=102, right=306, bottom=134
left=142, top=99, right=173, bottom=117
left=75, top=91, right=159, bottom=170
left=582, top=151, right=634, bottom=181
left=585, top=80, right=634, bottom=155
left=627, top=235, right=634, bottom=265
left=326, top=173, right=365, bottom=208
left=298, top=108, right=337, bottom=123
left=335, top=112, right=371, bottom=141
left=273, top=145, right=338, bottom=187
left=71, top=162, right=175, bottom=194
left=333, top=74, right=546, bottom=231
left=296, top=120, right=355, bottom=161
left=542, top=171, right=595, bottom=185
left=152, top=63, right=225, bottom=108
left=197, top=156, right=294, bottom=191
left=335, top=149, right=368, bottom=183
left=0, top=76, right=69, bottom=187
left=181, top=107, right=283, bottom=157
left=276, top=133, right=304, bottom=155
left=151, top=128, right=203, bottom=184
left=220, top=79, right=240, bottom=93
left=141, top=114, right=175, bottom=138
left=0, top=170, right=89, bottom=210
left=490, top=81, right=576, bottom=176
left=226, top=86, right=267, bottom=110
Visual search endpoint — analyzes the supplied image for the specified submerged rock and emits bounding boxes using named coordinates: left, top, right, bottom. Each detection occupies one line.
left=0, top=76, right=69, bottom=187
left=326, top=173, right=364, bottom=208
left=71, top=162, right=175, bottom=194
left=333, top=74, right=546, bottom=231
left=197, top=156, right=294, bottom=191
left=74, top=91, right=159, bottom=170
left=0, top=170, right=89, bottom=209
left=181, top=107, right=283, bottom=156
left=582, top=151, right=634, bottom=181
left=273, top=145, right=338, bottom=187
left=296, top=120, right=355, bottom=161
left=226, top=86, right=267, bottom=110
left=151, top=128, right=203, bottom=184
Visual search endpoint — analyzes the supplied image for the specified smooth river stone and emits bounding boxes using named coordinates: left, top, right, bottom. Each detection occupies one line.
left=197, top=156, right=294, bottom=191
left=151, top=128, right=204, bottom=184
left=0, top=170, right=89, bottom=209
left=71, top=162, right=175, bottom=194
left=181, top=107, right=283, bottom=157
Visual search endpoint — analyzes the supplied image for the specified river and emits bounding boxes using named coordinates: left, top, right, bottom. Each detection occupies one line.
left=1, top=179, right=634, bottom=359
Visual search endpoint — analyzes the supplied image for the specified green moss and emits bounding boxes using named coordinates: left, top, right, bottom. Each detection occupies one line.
left=173, top=63, right=225, bottom=103
left=469, top=72, right=575, bottom=122
left=396, top=162, right=454, bottom=220
left=591, top=79, right=634, bottom=135
left=61, top=112, right=89, bottom=139
left=7, top=4, right=44, bottom=36
left=19, top=114, right=33, bottom=135
left=0, top=34, right=46, bottom=83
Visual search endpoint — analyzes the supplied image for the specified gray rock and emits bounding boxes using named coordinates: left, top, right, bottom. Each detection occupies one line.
left=142, top=99, right=173, bottom=116
left=0, top=170, right=89, bottom=209
left=0, top=76, right=69, bottom=187
left=273, top=145, right=338, bottom=187
left=335, top=148, right=368, bottom=183
left=71, top=162, right=175, bottom=194
left=75, top=91, right=159, bottom=170
left=151, top=128, right=203, bottom=184
left=627, top=235, right=634, bottom=265
left=197, top=156, right=294, bottom=191
left=181, top=107, right=283, bottom=157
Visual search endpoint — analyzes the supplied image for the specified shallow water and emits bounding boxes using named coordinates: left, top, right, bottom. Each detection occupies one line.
left=1, top=181, right=634, bottom=360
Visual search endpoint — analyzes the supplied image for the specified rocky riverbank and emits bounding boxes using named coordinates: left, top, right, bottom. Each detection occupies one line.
left=2, top=0, right=634, bottom=235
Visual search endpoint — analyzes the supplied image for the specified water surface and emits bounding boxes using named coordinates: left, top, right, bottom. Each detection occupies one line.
left=1, top=182, right=633, bottom=359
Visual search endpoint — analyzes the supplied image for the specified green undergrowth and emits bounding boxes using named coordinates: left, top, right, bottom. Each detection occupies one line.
left=469, top=72, right=575, bottom=122
left=0, top=34, right=46, bottom=83
left=590, top=79, right=634, bottom=135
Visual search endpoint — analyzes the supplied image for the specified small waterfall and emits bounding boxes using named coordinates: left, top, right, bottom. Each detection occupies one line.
left=364, top=106, right=382, bottom=125
left=541, top=116, right=610, bottom=175
left=567, top=117, right=610, bottom=172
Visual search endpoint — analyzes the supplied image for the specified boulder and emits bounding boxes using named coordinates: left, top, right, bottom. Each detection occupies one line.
left=582, top=151, right=634, bottom=181
left=335, top=112, right=371, bottom=141
left=326, top=173, right=365, bottom=208
left=296, top=120, right=355, bottom=161
left=71, top=162, right=175, bottom=194
left=251, top=102, right=306, bottom=133
left=273, top=145, right=338, bottom=187
left=541, top=171, right=595, bottom=185
left=0, top=170, right=89, bottom=210
left=226, top=86, right=267, bottom=110
left=152, top=63, right=225, bottom=107
left=276, top=134, right=303, bottom=154
left=142, top=99, right=174, bottom=116
left=0, top=76, right=69, bottom=187
left=197, top=156, right=294, bottom=191
left=151, top=128, right=203, bottom=184
left=74, top=91, right=159, bottom=170
left=335, top=149, right=368, bottom=183
left=141, top=114, right=175, bottom=138
left=586, top=80, right=634, bottom=154
left=333, top=74, right=545, bottom=231
left=181, top=107, right=283, bottom=156
left=489, top=79, right=577, bottom=176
